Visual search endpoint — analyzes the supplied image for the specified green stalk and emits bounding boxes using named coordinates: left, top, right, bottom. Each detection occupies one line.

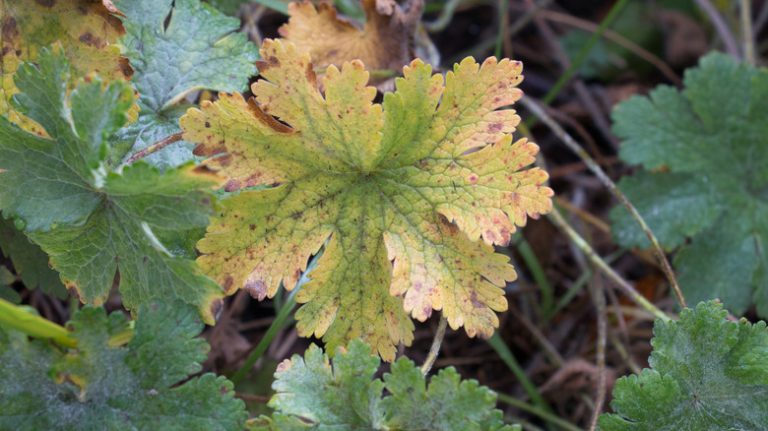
left=487, top=333, right=552, bottom=416
left=0, top=298, right=76, bottom=347
left=515, top=236, right=554, bottom=319
left=231, top=251, right=323, bottom=384
left=495, top=0, right=510, bottom=59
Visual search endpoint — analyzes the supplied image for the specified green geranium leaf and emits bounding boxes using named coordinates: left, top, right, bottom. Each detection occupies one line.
left=0, top=48, right=223, bottom=321
left=0, top=302, right=247, bottom=431
left=113, top=0, right=258, bottom=169
left=599, top=301, right=768, bottom=430
left=254, top=339, right=518, bottom=431
left=610, top=52, right=768, bottom=315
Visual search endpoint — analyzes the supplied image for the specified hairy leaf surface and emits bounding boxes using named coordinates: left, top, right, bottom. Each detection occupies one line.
left=0, top=302, right=247, bottom=431
left=0, top=49, right=222, bottom=320
left=599, top=301, right=768, bottom=430
left=610, top=53, right=768, bottom=315
left=251, top=339, right=518, bottom=431
left=112, top=0, right=258, bottom=168
left=182, top=39, right=553, bottom=359
left=0, top=0, right=127, bottom=134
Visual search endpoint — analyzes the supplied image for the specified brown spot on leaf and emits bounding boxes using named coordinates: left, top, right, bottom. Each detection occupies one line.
left=305, top=62, right=317, bottom=87
left=223, top=276, right=234, bottom=291
left=488, top=122, right=503, bottom=132
left=244, top=278, right=268, bottom=300
left=1, top=18, right=18, bottom=41
left=79, top=32, right=104, bottom=48
left=470, top=291, right=484, bottom=308
left=224, top=179, right=241, bottom=192
left=35, top=0, right=55, bottom=7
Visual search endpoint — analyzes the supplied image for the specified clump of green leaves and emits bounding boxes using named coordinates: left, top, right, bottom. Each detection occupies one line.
left=610, top=53, right=768, bottom=315
left=0, top=49, right=222, bottom=320
left=0, top=302, right=247, bottom=431
left=252, top=339, right=519, bottom=431
left=599, top=301, right=768, bottom=430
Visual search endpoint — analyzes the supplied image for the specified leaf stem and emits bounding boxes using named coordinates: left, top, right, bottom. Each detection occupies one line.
left=521, top=96, right=686, bottom=310
left=420, top=315, right=448, bottom=375
left=124, top=132, right=184, bottom=164
left=230, top=251, right=323, bottom=384
left=694, top=0, right=741, bottom=58
left=740, top=0, right=755, bottom=65
left=0, top=298, right=76, bottom=347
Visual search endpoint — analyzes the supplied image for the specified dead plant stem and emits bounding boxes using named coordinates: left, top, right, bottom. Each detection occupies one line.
left=522, top=96, right=687, bottom=309
left=420, top=315, right=448, bottom=375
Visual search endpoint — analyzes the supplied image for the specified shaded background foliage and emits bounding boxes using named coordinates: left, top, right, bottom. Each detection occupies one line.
left=1, top=0, right=767, bottom=429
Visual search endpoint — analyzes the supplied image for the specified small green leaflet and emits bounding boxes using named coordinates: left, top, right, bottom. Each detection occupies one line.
left=251, top=339, right=518, bottom=431
left=113, top=0, right=258, bottom=168
left=0, top=302, right=247, bottom=431
left=0, top=49, right=222, bottom=321
left=610, top=52, right=768, bottom=315
left=599, top=301, right=768, bottom=430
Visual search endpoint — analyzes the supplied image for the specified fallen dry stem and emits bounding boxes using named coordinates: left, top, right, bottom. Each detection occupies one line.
left=522, top=96, right=687, bottom=309
left=420, top=315, right=448, bottom=376
left=548, top=208, right=671, bottom=322
left=125, top=132, right=184, bottom=164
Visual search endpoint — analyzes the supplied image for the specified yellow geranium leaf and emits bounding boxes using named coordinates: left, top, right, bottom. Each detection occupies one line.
left=181, top=39, right=553, bottom=360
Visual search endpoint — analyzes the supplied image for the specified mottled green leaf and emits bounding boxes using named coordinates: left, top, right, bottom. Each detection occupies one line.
left=611, top=52, right=768, bottom=315
left=599, top=301, right=768, bottom=430
left=256, top=339, right=518, bottom=431
left=0, top=302, right=247, bottom=431
left=0, top=49, right=222, bottom=321
left=113, top=0, right=258, bottom=168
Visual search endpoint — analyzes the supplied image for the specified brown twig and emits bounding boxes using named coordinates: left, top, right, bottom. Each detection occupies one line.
left=740, top=0, right=755, bottom=65
left=587, top=275, right=607, bottom=431
left=539, top=9, right=682, bottom=85
left=548, top=208, right=670, bottom=322
left=694, top=0, right=741, bottom=58
left=124, top=132, right=184, bottom=164
left=420, top=315, right=448, bottom=375
left=522, top=96, right=687, bottom=310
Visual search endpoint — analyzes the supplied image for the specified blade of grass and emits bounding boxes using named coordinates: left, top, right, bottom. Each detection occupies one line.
left=495, top=0, right=510, bottom=58
left=514, top=235, right=554, bottom=319
left=231, top=250, right=323, bottom=384
left=487, top=333, right=552, bottom=416
left=525, top=0, right=630, bottom=129
left=0, top=298, right=76, bottom=347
